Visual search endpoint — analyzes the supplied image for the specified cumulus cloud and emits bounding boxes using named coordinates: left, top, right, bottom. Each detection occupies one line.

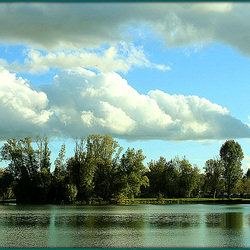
left=0, top=66, right=53, bottom=139
left=3, top=44, right=170, bottom=74
left=1, top=66, right=250, bottom=141
left=0, top=3, right=249, bottom=56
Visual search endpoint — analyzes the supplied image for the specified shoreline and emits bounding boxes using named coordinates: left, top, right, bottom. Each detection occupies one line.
left=1, top=198, right=250, bottom=205
left=116, top=198, right=250, bottom=205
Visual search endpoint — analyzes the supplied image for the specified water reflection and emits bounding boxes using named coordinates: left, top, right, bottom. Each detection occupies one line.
left=52, top=213, right=145, bottom=229
left=0, top=204, right=249, bottom=248
left=206, top=212, right=243, bottom=228
left=205, top=211, right=245, bottom=247
left=3, top=214, right=51, bottom=228
left=223, top=212, right=243, bottom=228
left=149, top=213, right=200, bottom=228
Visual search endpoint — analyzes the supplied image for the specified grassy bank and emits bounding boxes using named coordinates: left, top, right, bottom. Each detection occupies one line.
left=1, top=198, right=250, bottom=205
left=116, top=197, right=250, bottom=205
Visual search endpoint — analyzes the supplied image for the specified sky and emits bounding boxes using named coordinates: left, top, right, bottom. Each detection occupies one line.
left=0, top=2, right=250, bottom=172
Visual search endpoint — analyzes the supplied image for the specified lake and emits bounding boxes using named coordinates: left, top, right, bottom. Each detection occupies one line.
left=0, top=203, right=249, bottom=248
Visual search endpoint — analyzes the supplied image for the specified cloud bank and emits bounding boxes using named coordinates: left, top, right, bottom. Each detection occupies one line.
left=0, top=3, right=249, bottom=56
left=1, top=66, right=250, bottom=141
left=0, top=2, right=249, bottom=142
left=0, top=67, right=53, bottom=139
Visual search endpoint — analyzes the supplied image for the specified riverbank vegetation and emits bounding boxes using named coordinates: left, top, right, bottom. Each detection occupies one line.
left=0, top=134, right=249, bottom=204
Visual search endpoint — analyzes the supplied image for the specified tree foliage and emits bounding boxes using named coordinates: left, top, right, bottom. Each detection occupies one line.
left=0, top=138, right=41, bottom=203
left=0, top=136, right=247, bottom=203
left=118, top=148, right=149, bottom=198
left=177, top=157, right=200, bottom=198
left=36, top=136, right=52, bottom=202
left=220, top=140, right=244, bottom=198
left=0, top=168, right=14, bottom=200
left=203, top=158, right=223, bottom=198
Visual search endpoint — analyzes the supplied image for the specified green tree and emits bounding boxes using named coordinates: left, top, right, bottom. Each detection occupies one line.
left=66, top=135, right=123, bottom=202
left=54, top=143, right=66, bottom=176
left=147, top=157, right=180, bottom=198
left=36, top=136, right=52, bottom=202
left=66, top=137, right=96, bottom=201
left=118, top=148, right=149, bottom=198
left=191, top=165, right=202, bottom=197
left=237, top=178, right=250, bottom=195
left=87, top=134, right=123, bottom=201
left=203, top=158, right=223, bottom=198
left=65, top=184, right=78, bottom=202
left=0, top=168, right=14, bottom=200
left=164, top=159, right=180, bottom=198
left=147, top=157, right=167, bottom=197
left=219, top=140, right=244, bottom=199
left=236, top=168, right=250, bottom=196
left=244, top=168, right=250, bottom=179
left=0, top=138, right=41, bottom=203
left=51, top=143, right=67, bottom=202
left=178, top=157, right=200, bottom=198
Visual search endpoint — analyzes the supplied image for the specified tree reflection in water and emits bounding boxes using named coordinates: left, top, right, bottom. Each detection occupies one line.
left=0, top=204, right=249, bottom=248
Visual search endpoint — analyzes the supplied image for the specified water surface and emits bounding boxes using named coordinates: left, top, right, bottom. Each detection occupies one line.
left=0, top=203, right=249, bottom=247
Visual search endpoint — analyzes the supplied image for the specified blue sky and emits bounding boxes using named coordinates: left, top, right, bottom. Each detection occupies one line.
left=0, top=2, right=249, bottom=172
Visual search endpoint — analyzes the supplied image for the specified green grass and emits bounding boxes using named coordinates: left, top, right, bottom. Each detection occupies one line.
left=1, top=197, right=250, bottom=205
left=0, top=199, right=16, bottom=204
left=116, top=197, right=250, bottom=205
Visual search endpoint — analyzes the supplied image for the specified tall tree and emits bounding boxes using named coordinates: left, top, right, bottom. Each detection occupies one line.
left=220, top=140, right=244, bottom=199
left=36, top=136, right=52, bottom=202
left=51, top=143, right=67, bottom=202
left=203, top=158, right=223, bottom=198
left=54, top=143, right=66, bottom=176
left=118, top=148, right=149, bottom=198
left=88, top=134, right=122, bottom=201
left=148, top=157, right=167, bottom=197
left=164, top=159, right=180, bottom=198
left=147, top=157, right=179, bottom=198
left=0, top=138, right=41, bottom=203
left=66, top=137, right=96, bottom=201
left=67, top=135, right=123, bottom=201
left=178, top=157, right=200, bottom=198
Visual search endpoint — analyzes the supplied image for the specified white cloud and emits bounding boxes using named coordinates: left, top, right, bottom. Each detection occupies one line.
left=0, top=3, right=249, bottom=57
left=81, top=102, right=136, bottom=134
left=1, top=66, right=249, bottom=141
left=0, top=66, right=53, bottom=139
left=2, top=44, right=170, bottom=74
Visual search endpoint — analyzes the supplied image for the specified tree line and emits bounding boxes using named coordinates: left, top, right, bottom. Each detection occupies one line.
left=0, top=134, right=249, bottom=204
